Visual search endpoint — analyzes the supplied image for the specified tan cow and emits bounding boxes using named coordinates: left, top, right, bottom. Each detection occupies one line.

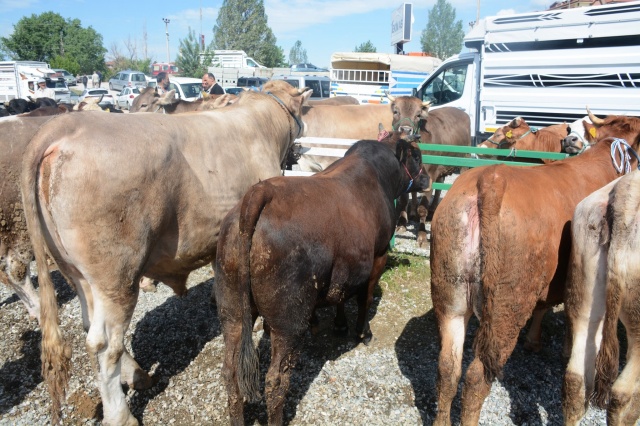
left=129, top=86, right=234, bottom=113
left=564, top=161, right=640, bottom=424
left=20, top=80, right=312, bottom=425
left=429, top=111, right=640, bottom=425
left=387, top=95, right=471, bottom=246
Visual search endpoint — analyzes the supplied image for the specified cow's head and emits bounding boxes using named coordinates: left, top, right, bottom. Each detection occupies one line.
left=129, top=87, right=177, bottom=113
left=260, top=80, right=313, bottom=138
left=573, top=107, right=640, bottom=153
left=378, top=124, right=430, bottom=194
left=562, top=115, right=594, bottom=154
left=386, top=92, right=430, bottom=135
left=480, top=117, right=532, bottom=149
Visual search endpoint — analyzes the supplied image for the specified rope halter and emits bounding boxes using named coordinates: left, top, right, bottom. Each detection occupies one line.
left=610, top=138, right=640, bottom=174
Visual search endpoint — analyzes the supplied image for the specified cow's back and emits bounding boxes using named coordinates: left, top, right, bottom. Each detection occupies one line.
left=302, top=104, right=392, bottom=139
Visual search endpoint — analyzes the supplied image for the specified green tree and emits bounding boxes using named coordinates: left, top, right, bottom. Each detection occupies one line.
left=176, top=28, right=212, bottom=78
left=0, top=12, right=106, bottom=74
left=212, top=0, right=285, bottom=67
left=355, top=40, right=377, bottom=53
left=289, top=40, right=308, bottom=65
left=49, top=55, right=80, bottom=75
left=420, top=0, right=464, bottom=60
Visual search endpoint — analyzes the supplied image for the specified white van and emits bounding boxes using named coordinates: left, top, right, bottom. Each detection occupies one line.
left=415, top=1, right=640, bottom=145
left=271, top=75, right=331, bottom=99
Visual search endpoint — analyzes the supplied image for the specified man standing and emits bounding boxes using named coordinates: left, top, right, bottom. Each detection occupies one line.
left=200, top=73, right=225, bottom=98
left=33, top=78, right=55, bottom=99
left=91, top=71, right=99, bottom=88
left=156, top=72, right=171, bottom=95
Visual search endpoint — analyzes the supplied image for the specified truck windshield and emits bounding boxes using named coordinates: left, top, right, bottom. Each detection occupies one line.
left=422, top=64, right=468, bottom=106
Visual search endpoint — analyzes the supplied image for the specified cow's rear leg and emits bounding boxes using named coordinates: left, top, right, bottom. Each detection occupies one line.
left=355, top=255, right=386, bottom=345
left=2, top=249, right=40, bottom=322
left=86, top=288, right=139, bottom=426
left=265, top=331, right=304, bottom=426
left=433, top=310, right=472, bottom=426
left=460, top=317, right=529, bottom=425
left=607, top=319, right=640, bottom=425
left=333, top=302, right=348, bottom=336
left=524, top=307, right=548, bottom=352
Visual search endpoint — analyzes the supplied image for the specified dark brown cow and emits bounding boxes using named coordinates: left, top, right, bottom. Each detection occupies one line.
left=215, top=133, right=429, bottom=426
left=429, top=112, right=640, bottom=425
left=388, top=95, right=471, bottom=247
left=20, top=80, right=312, bottom=425
left=129, top=87, right=234, bottom=113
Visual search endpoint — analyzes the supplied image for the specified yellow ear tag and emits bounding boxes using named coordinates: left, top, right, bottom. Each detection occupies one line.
left=589, top=128, right=597, bottom=138
left=505, top=130, right=513, bottom=138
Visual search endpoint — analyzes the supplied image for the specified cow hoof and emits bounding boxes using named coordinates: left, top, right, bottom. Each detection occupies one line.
left=395, top=225, right=407, bottom=234
left=417, top=231, right=428, bottom=248
left=360, top=333, right=374, bottom=346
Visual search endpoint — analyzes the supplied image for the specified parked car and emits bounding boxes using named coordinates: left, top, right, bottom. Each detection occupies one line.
left=52, top=69, right=77, bottom=86
left=108, top=70, right=148, bottom=91
left=290, top=63, right=328, bottom=72
left=167, top=76, right=202, bottom=101
left=115, top=87, right=141, bottom=110
left=79, top=88, right=115, bottom=107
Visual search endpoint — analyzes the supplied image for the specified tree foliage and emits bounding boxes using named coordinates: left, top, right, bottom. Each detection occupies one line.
left=289, top=40, right=308, bottom=65
left=212, top=0, right=285, bottom=67
left=420, top=0, right=464, bottom=60
left=176, top=28, right=212, bottom=78
left=355, top=40, right=377, bottom=53
left=0, top=12, right=106, bottom=74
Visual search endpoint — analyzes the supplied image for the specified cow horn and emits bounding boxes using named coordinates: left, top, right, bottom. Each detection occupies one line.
left=586, top=106, right=604, bottom=126
left=385, top=90, right=396, bottom=102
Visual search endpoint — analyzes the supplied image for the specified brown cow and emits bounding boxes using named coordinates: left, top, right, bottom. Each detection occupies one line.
left=477, top=117, right=569, bottom=163
left=429, top=111, right=640, bottom=425
left=1, top=115, right=59, bottom=322
left=215, top=133, right=429, bottom=425
left=129, top=86, right=233, bottom=113
left=20, top=80, right=312, bottom=425
left=387, top=95, right=471, bottom=247
left=563, top=159, right=640, bottom=423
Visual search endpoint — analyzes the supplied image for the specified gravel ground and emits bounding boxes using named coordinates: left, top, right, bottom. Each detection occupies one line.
left=0, top=182, right=610, bottom=425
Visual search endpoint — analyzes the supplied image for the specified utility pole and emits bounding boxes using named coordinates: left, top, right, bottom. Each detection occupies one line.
left=163, top=18, right=171, bottom=62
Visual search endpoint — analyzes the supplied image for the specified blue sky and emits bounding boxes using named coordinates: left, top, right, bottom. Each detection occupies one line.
left=0, top=0, right=552, bottom=68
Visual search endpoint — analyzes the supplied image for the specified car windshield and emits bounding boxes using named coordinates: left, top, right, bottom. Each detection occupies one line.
left=132, top=74, right=146, bottom=82
left=179, top=83, right=202, bottom=98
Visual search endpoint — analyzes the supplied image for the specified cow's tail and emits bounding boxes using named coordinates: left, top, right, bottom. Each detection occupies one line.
left=20, top=138, right=71, bottom=424
left=593, top=203, right=622, bottom=408
left=236, top=182, right=274, bottom=402
left=474, top=168, right=508, bottom=383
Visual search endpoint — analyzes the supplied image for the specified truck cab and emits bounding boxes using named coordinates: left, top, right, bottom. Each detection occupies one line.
left=414, top=1, right=640, bottom=146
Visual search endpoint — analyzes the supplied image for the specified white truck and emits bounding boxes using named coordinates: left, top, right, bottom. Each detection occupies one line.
left=330, top=52, right=442, bottom=104
left=0, top=60, right=71, bottom=103
left=415, top=1, right=640, bottom=145
left=208, top=50, right=330, bottom=88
